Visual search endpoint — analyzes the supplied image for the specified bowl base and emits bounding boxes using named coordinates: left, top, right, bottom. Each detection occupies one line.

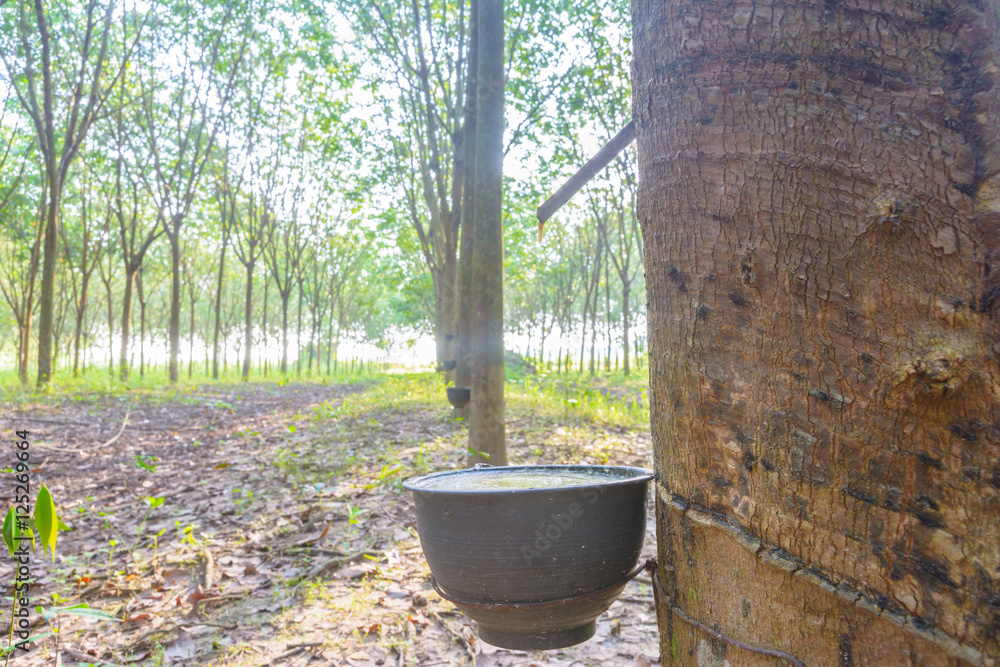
left=478, top=619, right=596, bottom=650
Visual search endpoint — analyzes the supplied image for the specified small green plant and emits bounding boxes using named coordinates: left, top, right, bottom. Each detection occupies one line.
left=106, top=539, right=118, bottom=571
left=175, top=520, right=211, bottom=548
left=134, top=454, right=158, bottom=474
left=413, top=451, right=431, bottom=473
left=366, top=463, right=403, bottom=490
left=235, top=427, right=260, bottom=446
left=131, top=496, right=165, bottom=556
left=344, top=504, right=369, bottom=550
left=232, top=488, right=254, bottom=507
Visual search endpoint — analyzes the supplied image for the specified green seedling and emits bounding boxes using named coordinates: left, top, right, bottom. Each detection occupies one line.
left=344, top=504, right=369, bottom=550
left=107, top=539, right=117, bottom=571
left=232, top=488, right=254, bottom=507
left=365, top=463, right=403, bottom=490
left=236, top=428, right=260, bottom=446
left=175, top=521, right=210, bottom=548
left=134, top=454, right=158, bottom=474
left=131, top=496, right=164, bottom=556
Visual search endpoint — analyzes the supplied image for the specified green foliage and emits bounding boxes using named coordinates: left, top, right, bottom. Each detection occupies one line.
left=34, top=486, right=57, bottom=560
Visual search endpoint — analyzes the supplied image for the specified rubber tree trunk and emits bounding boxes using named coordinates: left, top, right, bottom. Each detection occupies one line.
left=467, top=0, right=506, bottom=467
left=634, top=0, right=1000, bottom=663
left=36, top=178, right=61, bottom=387
left=296, top=282, right=304, bottom=376
left=17, top=321, right=30, bottom=386
left=189, top=294, right=196, bottom=379
left=72, top=268, right=90, bottom=378
left=137, top=271, right=146, bottom=378
left=261, top=274, right=268, bottom=376
left=104, top=280, right=114, bottom=377
left=280, top=290, right=290, bottom=374
left=622, top=280, right=630, bottom=376
left=118, top=268, right=137, bottom=381
left=212, top=233, right=228, bottom=380
left=168, top=222, right=181, bottom=383
left=455, top=0, right=478, bottom=420
left=242, top=262, right=254, bottom=380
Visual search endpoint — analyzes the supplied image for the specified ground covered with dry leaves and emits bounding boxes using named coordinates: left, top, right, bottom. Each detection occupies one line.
left=2, top=373, right=659, bottom=666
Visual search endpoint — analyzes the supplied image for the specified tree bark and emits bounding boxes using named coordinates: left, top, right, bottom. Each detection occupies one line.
left=17, top=319, right=30, bottom=385
left=118, top=268, right=136, bottom=381
left=296, top=280, right=304, bottom=376
left=242, top=262, right=253, bottom=380
left=36, top=179, right=61, bottom=386
left=455, top=0, right=478, bottom=419
left=280, top=291, right=290, bottom=374
left=262, top=273, right=268, bottom=376
left=212, top=233, right=228, bottom=380
left=189, top=292, right=196, bottom=380
left=621, top=280, right=630, bottom=376
left=137, top=269, right=146, bottom=378
left=167, top=224, right=181, bottom=382
left=635, top=0, right=1000, bottom=663
left=467, top=0, right=506, bottom=467
left=103, top=273, right=113, bottom=377
left=72, top=284, right=86, bottom=378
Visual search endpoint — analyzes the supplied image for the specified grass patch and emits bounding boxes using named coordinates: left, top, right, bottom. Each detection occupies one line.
left=0, top=364, right=381, bottom=407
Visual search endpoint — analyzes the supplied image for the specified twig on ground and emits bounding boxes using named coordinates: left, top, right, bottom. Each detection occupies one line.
left=303, top=547, right=380, bottom=580
left=62, top=647, right=122, bottom=666
left=177, top=620, right=238, bottom=630
left=274, top=646, right=305, bottom=662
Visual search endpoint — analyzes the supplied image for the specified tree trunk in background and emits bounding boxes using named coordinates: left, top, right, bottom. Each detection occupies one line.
left=189, top=292, right=196, bottom=379
left=103, top=278, right=114, bottom=377
left=467, top=0, right=506, bottom=467
left=118, top=268, right=137, bottom=381
left=168, top=224, right=181, bottom=382
left=16, top=321, right=28, bottom=385
left=635, top=0, right=1000, bottom=663
left=137, top=271, right=147, bottom=378
left=621, top=281, right=630, bottom=376
left=604, top=254, right=611, bottom=371
left=242, top=262, right=254, bottom=380
left=36, top=179, right=61, bottom=386
left=262, top=274, right=269, bottom=377
left=280, top=291, right=290, bottom=374
left=296, top=281, right=304, bottom=376
left=589, top=240, right=600, bottom=376
left=455, top=0, right=478, bottom=409
left=212, top=230, right=228, bottom=380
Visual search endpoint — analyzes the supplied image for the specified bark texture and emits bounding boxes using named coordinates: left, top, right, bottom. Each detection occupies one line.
left=467, top=0, right=506, bottom=467
left=634, top=0, right=1000, bottom=663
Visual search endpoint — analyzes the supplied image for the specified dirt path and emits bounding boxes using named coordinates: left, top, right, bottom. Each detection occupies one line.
left=1, top=380, right=659, bottom=666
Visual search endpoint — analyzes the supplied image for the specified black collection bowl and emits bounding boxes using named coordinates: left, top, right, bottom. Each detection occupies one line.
left=402, top=464, right=653, bottom=649
left=445, top=386, right=471, bottom=409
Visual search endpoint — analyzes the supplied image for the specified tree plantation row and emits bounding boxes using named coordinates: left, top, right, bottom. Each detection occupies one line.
left=0, top=0, right=643, bottom=387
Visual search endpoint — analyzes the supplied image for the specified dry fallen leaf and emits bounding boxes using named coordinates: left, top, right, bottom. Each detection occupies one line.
left=157, top=569, right=192, bottom=592
left=123, top=613, right=153, bottom=624
left=163, top=630, right=196, bottom=662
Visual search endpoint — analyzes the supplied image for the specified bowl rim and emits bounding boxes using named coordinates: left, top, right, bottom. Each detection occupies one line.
left=402, top=463, right=654, bottom=494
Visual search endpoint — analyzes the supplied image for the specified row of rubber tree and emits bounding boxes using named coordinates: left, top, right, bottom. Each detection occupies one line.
left=0, top=0, right=637, bottom=396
